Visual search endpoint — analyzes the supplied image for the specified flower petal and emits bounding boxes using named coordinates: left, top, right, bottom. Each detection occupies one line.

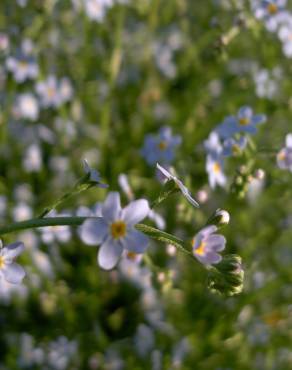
left=207, top=235, right=226, bottom=252
left=199, top=225, right=217, bottom=238
left=176, top=179, right=200, bottom=208
left=195, top=252, right=221, bottom=265
left=156, top=163, right=172, bottom=180
left=286, top=133, right=292, bottom=148
left=79, top=218, right=108, bottom=246
left=1, top=242, right=24, bottom=260
left=122, top=229, right=149, bottom=253
left=122, top=199, right=150, bottom=226
left=98, top=238, right=123, bottom=270
left=238, top=106, right=253, bottom=119
left=102, top=192, right=121, bottom=221
left=2, top=262, right=25, bottom=284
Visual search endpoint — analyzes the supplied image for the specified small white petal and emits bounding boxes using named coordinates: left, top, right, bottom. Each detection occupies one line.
left=286, top=133, right=292, bottom=148
left=98, top=238, right=123, bottom=270
left=176, top=180, right=200, bottom=208
left=122, top=199, right=150, bottom=226
left=122, top=229, right=149, bottom=253
left=102, top=192, right=122, bottom=221
left=79, top=218, right=108, bottom=246
left=2, top=262, right=25, bottom=284
left=156, top=163, right=172, bottom=180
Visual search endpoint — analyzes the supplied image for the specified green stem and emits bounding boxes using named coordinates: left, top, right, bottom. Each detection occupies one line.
left=0, top=217, right=88, bottom=236
left=0, top=218, right=194, bottom=259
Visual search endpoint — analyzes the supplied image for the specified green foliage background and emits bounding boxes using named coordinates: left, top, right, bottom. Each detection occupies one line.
left=0, top=0, right=291, bottom=369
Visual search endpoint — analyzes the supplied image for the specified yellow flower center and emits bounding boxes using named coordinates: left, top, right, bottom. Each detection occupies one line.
left=110, top=220, right=127, bottom=239
left=277, top=150, right=286, bottom=161
left=19, top=61, right=28, bottom=70
left=0, top=255, right=5, bottom=268
left=194, top=241, right=206, bottom=256
left=158, top=141, right=167, bottom=151
left=213, top=162, right=221, bottom=173
left=239, top=117, right=250, bottom=126
left=47, top=87, right=56, bottom=98
left=267, top=3, right=278, bottom=14
left=232, top=144, right=240, bottom=155
left=126, top=251, right=137, bottom=260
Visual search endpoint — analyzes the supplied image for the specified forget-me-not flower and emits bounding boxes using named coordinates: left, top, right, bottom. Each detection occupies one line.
left=277, top=133, right=292, bottom=170
left=204, top=131, right=223, bottom=157
left=141, top=126, right=181, bottom=165
left=253, top=0, right=287, bottom=32
left=216, top=106, right=266, bottom=138
left=80, top=192, right=150, bottom=270
left=192, top=225, right=226, bottom=265
left=222, top=136, right=247, bottom=157
left=0, top=240, right=25, bottom=284
left=83, top=159, right=108, bottom=188
left=206, top=154, right=227, bottom=189
left=6, top=53, right=38, bottom=83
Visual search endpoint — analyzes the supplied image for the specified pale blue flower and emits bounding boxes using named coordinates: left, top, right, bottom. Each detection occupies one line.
left=0, top=240, right=25, bottom=284
left=216, top=107, right=266, bottom=138
left=204, top=131, right=223, bottom=157
left=253, top=0, right=287, bottom=32
left=6, top=54, right=38, bottom=83
left=192, top=225, right=226, bottom=265
left=206, top=154, right=227, bottom=189
left=141, top=126, right=181, bottom=165
left=83, top=159, right=108, bottom=188
left=222, top=136, right=247, bottom=157
left=277, top=133, right=292, bottom=170
left=36, top=75, right=73, bottom=108
left=80, top=192, right=150, bottom=270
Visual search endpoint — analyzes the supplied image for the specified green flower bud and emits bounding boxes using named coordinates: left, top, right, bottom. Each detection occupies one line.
left=206, top=208, right=230, bottom=227
left=207, top=254, right=244, bottom=296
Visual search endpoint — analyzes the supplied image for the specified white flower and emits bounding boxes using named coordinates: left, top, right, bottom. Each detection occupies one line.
left=23, top=144, right=42, bottom=173
left=206, top=154, right=227, bottom=189
left=6, top=55, right=38, bottom=83
left=80, top=192, right=150, bottom=270
left=84, top=0, right=114, bottom=21
left=156, top=163, right=199, bottom=207
left=0, top=241, right=26, bottom=284
left=15, top=93, right=39, bottom=121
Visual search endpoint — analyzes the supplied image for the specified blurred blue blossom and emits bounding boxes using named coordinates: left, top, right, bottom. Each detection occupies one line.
left=14, top=93, right=39, bottom=121
left=6, top=53, right=38, bottom=83
left=222, top=136, right=247, bottom=157
left=206, top=154, right=227, bottom=189
left=36, top=75, right=73, bottom=108
left=277, top=133, right=292, bottom=170
left=0, top=240, right=25, bottom=284
left=216, top=106, right=266, bottom=138
left=141, top=126, right=181, bottom=165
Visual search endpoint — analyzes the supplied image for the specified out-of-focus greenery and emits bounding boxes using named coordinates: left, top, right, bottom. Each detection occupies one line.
left=0, top=0, right=291, bottom=369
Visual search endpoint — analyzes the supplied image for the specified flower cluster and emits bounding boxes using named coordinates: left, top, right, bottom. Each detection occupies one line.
left=252, top=0, right=292, bottom=58
left=204, top=106, right=266, bottom=189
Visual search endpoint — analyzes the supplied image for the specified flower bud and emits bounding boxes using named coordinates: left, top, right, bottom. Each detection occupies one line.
left=254, top=168, right=265, bottom=180
left=206, top=208, right=230, bottom=227
left=207, top=254, right=244, bottom=296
